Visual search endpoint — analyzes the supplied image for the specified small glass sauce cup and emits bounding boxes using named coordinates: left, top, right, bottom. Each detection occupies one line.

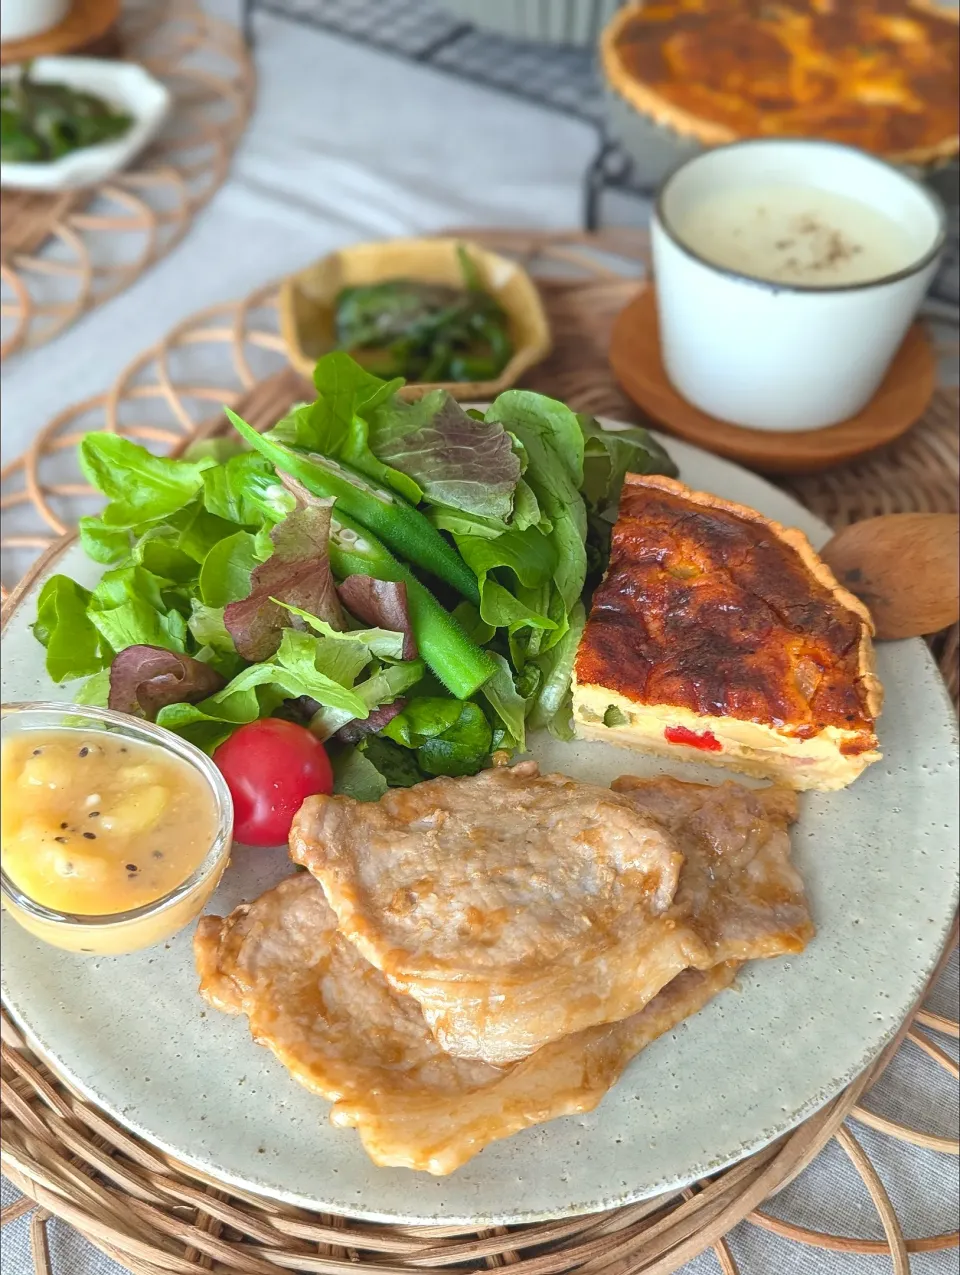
left=1, top=702, right=233, bottom=955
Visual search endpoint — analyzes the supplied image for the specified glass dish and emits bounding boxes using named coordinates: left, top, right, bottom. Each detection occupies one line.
left=1, top=702, right=233, bottom=955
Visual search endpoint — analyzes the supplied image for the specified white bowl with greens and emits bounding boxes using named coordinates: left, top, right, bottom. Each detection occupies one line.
left=1, top=57, right=171, bottom=191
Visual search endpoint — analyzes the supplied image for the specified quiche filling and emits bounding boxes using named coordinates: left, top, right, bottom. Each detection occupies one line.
left=664, top=725, right=723, bottom=752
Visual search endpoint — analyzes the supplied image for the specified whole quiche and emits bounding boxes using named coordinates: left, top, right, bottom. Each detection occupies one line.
left=601, top=0, right=959, bottom=165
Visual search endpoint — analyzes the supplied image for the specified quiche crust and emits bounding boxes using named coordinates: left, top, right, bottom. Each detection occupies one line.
left=572, top=474, right=883, bottom=791
left=601, top=0, right=960, bottom=167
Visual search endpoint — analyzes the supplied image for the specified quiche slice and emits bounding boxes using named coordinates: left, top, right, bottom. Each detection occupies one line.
left=601, top=0, right=959, bottom=166
left=572, top=475, right=882, bottom=791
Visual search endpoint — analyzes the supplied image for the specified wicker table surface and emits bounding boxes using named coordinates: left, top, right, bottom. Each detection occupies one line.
left=0, top=229, right=958, bottom=1275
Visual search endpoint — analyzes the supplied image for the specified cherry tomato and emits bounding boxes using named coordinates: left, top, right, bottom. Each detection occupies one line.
left=214, top=719, right=333, bottom=847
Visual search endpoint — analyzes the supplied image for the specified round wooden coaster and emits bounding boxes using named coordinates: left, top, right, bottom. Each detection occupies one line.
left=609, top=286, right=937, bottom=475
left=0, top=0, right=119, bottom=64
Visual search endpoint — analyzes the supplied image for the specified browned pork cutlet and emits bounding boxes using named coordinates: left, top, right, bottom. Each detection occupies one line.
left=611, top=775, right=814, bottom=963
left=289, top=762, right=813, bottom=1065
left=289, top=760, right=704, bottom=1065
left=195, top=872, right=739, bottom=1175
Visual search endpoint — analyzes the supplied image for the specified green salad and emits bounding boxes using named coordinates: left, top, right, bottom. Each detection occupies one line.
left=33, top=353, right=677, bottom=802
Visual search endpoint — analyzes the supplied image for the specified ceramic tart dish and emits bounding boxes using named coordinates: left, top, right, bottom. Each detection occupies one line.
left=429, top=0, right=628, bottom=47
left=600, top=0, right=960, bottom=188
left=278, top=237, right=551, bottom=400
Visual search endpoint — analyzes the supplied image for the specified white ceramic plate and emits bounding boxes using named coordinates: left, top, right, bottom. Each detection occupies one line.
left=0, top=58, right=171, bottom=191
left=2, top=432, right=957, bottom=1225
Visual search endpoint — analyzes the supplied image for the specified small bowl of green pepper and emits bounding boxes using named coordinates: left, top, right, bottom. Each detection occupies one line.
left=279, top=237, right=552, bottom=399
left=1, top=57, right=171, bottom=191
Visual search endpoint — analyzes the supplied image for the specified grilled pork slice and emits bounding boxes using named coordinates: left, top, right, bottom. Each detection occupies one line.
left=195, top=872, right=739, bottom=1175
left=611, top=776, right=814, bottom=963
left=289, top=763, right=813, bottom=1066
left=290, top=761, right=696, bottom=1066
left=573, top=474, right=883, bottom=790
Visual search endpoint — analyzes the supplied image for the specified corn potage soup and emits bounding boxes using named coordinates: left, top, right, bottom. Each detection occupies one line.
left=1, top=729, right=220, bottom=917
left=673, top=184, right=918, bottom=287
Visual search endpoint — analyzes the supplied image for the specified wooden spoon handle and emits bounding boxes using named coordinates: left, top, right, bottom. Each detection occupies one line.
left=822, top=513, right=959, bottom=641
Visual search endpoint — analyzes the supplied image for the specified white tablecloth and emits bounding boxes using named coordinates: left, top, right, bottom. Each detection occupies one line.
left=1, top=8, right=958, bottom=1273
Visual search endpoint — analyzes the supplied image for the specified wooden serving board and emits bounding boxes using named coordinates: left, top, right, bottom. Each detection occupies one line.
left=609, top=286, right=937, bottom=475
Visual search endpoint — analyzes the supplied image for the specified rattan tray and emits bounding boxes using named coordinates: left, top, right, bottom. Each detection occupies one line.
left=1, top=229, right=957, bottom=1275
left=0, top=0, right=253, bottom=359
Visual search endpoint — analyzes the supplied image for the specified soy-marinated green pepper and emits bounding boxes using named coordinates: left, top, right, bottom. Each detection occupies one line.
left=326, top=508, right=497, bottom=700
left=1, top=64, right=132, bottom=164
left=226, top=409, right=482, bottom=607
left=333, top=246, right=513, bottom=383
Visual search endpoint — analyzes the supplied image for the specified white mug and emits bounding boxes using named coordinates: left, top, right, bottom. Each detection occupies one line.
left=650, top=140, right=946, bottom=432
left=1, top=0, right=70, bottom=43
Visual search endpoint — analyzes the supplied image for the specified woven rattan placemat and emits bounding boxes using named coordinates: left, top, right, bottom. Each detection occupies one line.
left=0, top=0, right=253, bottom=360
left=1, top=229, right=957, bottom=1275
